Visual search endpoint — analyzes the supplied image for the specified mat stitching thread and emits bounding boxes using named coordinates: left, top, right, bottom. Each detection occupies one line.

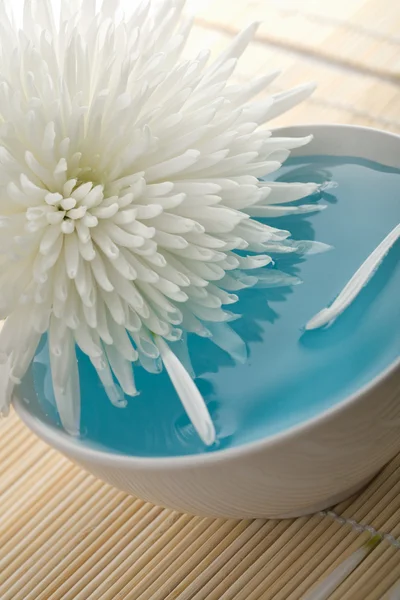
left=320, top=510, right=400, bottom=550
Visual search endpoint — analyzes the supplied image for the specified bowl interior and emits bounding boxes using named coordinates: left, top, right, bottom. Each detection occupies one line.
left=15, top=125, right=400, bottom=459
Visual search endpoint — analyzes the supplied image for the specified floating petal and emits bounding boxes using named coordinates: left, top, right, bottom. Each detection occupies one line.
left=306, top=224, right=400, bottom=330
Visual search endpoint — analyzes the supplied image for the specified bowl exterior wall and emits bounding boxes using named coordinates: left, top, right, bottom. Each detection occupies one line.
left=56, top=365, right=400, bottom=518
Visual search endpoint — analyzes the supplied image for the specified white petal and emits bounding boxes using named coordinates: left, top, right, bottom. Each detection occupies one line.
left=303, top=537, right=381, bottom=600
left=144, top=150, right=200, bottom=181
left=156, top=336, right=215, bottom=446
left=255, top=269, right=302, bottom=288
left=267, top=82, right=316, bottom=121
left=306, top=224, right=400, bottom=331
left=259, top=181, right=320, bottom=205
left=206, top=22, right=259, bottom=75
left=49, top=326, right=81, bottom=436
left=104, top=343, right=138, bottom=397
left=91, top=355, right=127, bottom=408
left=64, top=234, right=80, bottom=279
left=246, top=204, right=326, bottom=217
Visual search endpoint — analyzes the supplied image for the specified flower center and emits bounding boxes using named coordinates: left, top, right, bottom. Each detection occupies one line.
left=29, top=178, right=108, bottom=236
left=45, top=192, right=89, bottom=233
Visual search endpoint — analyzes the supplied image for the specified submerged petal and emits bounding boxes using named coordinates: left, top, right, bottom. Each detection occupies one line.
left=49, top=327, right=81, bottom=436
left=206, top=322, right=248, bottom=364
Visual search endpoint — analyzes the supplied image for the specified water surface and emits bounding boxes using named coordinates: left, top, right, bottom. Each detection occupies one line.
left=22, top=156, right=400, bottom=456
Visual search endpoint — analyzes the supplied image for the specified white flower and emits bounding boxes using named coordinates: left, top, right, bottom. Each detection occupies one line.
left=0, top=0, right=327, bottom=444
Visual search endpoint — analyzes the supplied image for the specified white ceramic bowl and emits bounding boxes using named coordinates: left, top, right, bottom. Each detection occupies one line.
left=14, top=124, right=400, bottom=519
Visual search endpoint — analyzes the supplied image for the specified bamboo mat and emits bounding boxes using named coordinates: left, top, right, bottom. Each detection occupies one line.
left=1, top=1, right=400, bottom=598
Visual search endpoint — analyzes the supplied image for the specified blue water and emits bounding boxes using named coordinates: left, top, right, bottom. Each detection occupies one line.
left=20, top=156, right=400, bottom=457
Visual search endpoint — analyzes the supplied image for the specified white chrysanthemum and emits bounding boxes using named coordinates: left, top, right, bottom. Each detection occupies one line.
left=0, top=0, right=328, bottom=444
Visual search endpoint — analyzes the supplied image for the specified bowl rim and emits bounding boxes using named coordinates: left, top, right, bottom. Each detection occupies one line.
left=14, top=122, right=400, bottom=470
